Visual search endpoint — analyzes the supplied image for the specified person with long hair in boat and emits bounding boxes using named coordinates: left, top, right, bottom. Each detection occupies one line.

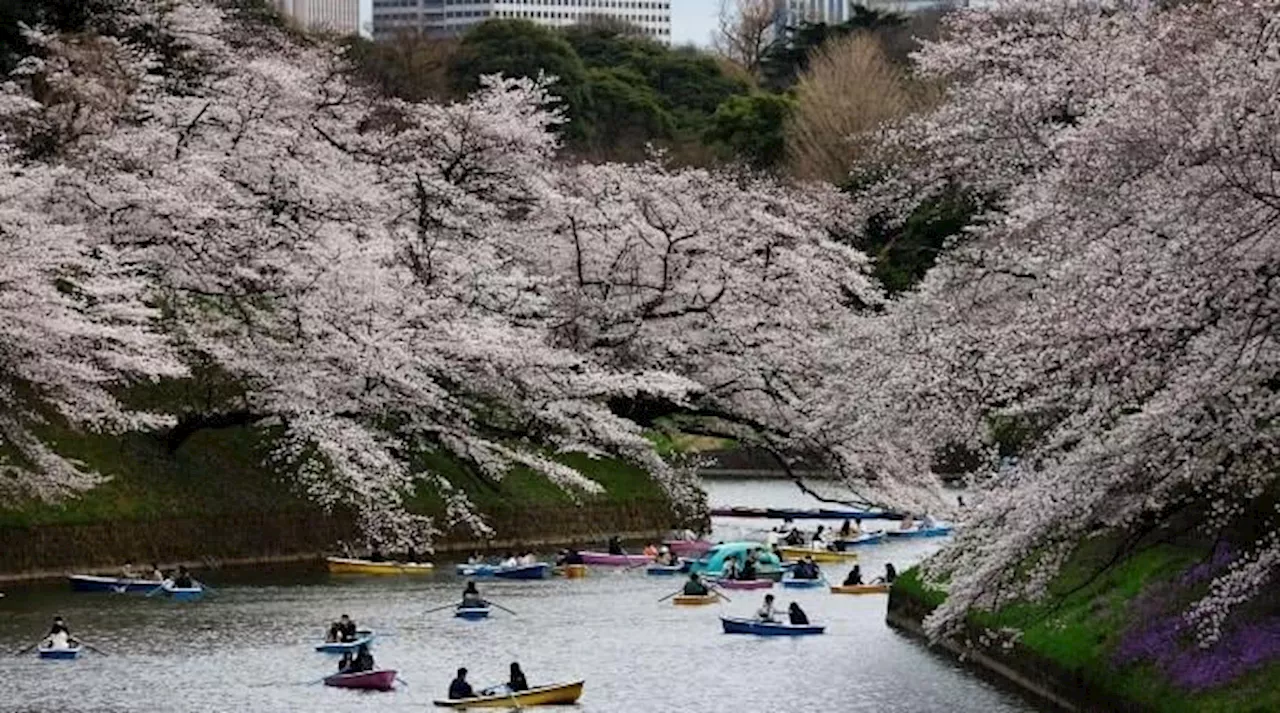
left=683, top=573, right=709, bottom=596
left=811, top=525, right=827, bottom=549
left=171, top=565, right=194, bottom=589
left=449, top=668, right=475, bottom=699
left=793, top=556, right=821, bottom=580
left=873, top=563, right=898, bottom=585
left=899, top=514, right=916, bottom=531
left=149, top=563, right=165, bottom=581
left=721, top=554, right=739, bottom=580
left=607, top=535, right=624, bottom=556
left=368, top=546, right=387, bottom=563
left=344, top=644, right=374, bottom=674
left=508, top=662, right=529, bottom=692
left=843, top=565, right=863, bottom=586
left=738, top=550, right=758, bottom=581
left=44, top=616, right=77, bottom=650
left=788, top=602, right=809, bottom=625
left=756, top=594, right=778, bottom=622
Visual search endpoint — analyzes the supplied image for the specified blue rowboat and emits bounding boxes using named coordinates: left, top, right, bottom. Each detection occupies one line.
left=645, top=563, right=687, bottom=576
left=455, top=605, right=491, bottom=620
left=720, top=617, right=825, bottom=636
left=161, top=582, right=205, bottom=601
left=887, top=525, right=953, bottom=539
left=455, top=564, right=498, bottom=576
left=493, top=563, right=551, bottom=580
left=781, top=576, right=826, bottom=589
left=68, top=575, right=160, bottom=593
left=831, top=532, right=887, bottom=548
left=38, top=644, right=82, bottom=660
left=315, top=630, right=375, bottom=653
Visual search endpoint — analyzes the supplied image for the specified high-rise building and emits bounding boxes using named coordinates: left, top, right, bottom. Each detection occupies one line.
left=274, top=0, right=363, bottom=35
left=372, top=0, right=671, bottom=43
left=772, top=0, right=966, bottom=36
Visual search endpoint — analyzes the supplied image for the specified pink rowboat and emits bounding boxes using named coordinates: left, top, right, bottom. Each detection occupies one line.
left=714, top=578, right=774, bottom=590
left=324, top=669, right=398, bottom=691
left=664, top=540, right=713, bottom=556
left=579, top=551, right=652, bottom=566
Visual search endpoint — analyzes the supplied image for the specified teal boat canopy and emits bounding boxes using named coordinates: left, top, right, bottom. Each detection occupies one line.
left=688, top=541, right=784, bottom=578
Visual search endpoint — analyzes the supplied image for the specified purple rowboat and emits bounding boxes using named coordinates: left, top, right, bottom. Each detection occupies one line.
left=323, top=669, right=398, bottom=691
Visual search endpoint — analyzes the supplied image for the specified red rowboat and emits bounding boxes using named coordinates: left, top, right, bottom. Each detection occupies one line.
left=324, top=669, right=397, bottom=691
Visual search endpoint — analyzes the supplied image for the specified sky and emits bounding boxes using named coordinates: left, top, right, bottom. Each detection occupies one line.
left=360, top=0, right=721, bottom=47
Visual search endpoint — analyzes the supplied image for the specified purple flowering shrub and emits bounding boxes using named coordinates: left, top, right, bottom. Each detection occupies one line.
left=1114, top=542, right=1280, bottom=690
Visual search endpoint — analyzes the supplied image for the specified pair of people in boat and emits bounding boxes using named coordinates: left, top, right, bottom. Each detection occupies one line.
left=498, top=552, right=538, bottom=568
left=448, top=663, right=529, bottom=699
left=842, top=563, right=897, bottom=586
left=721, top=552, right=760, bottom=581
left=756, top=595, right=809, bottom=625
left=792, top=556, right=821, bottom=580
left=337, top=644, right=375, bottom=674
left=899, top=514, right=937, bottom=531
left=121, top=562, right=168, bottom=581
left=647, top=546, right=678, bottom=566
left=326, top=614, right=359, bottom=643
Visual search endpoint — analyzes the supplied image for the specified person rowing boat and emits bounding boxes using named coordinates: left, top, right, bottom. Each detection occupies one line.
left=340, top=644, right=374, bottom=674
left=843, top=565, right=863, bottom=586
left=682, top=573, right=709, bottom=596
left=448, top=667, right=475, bottom=699
left=607, top=536, right=625, bottom=556
left=461, top=581, right=486, bottom=607
left=326, top=614, right=359, bottom=643
left=171, top=565, right=194, bottom=589
left=792, top=556, right=821, bottom=580
left=44, top=616, right=79, bottom=650
left=756, top=594, right=777, bottom=623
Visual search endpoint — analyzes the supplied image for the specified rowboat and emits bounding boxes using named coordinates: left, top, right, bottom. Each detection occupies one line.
left=557, top=564, right=588, bottom=578
left=327, top=557, right=435, bottom=575
left=645, top=563, right=687, bottom=576
left=831, top=531, right=887, bottom=547
left=720, top=617, right=825, bottom=636
left=38, top=644, right=81, bottom=660
left=315, top=630, right=375, bottom=653
left=323, top=669, right=397, bottom=691
left=777, top=546, right=858, bottom=563
left=493, top=563, right=551, bottom=580
left=673, top=593, right=720, bottom=606
left=714, top=578, right=773, bottom=590
left=455, top=604, right=491, bottom=620
left=887, top=525, right=953, bottom=538
left=68, top=574, right=162, bottom=593
left=433, top=680, right=584, bottom=708
left=161, top=581, right=204, bottom=601
left=664, top=539, right=713, bottom=556
left=781, top=576, right=826, bottom=589
left=579, top=551, right=651, bottom=566
left=830, top=583, right=890, bottom=594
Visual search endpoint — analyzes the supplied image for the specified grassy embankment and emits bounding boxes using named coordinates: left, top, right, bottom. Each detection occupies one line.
left=894, top=536, right=1280, bottom=713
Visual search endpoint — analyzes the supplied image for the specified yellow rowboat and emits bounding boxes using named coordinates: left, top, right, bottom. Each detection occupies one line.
left=556, top=564, right=588, bottom=578
left=673, top=593, right=720, bottom=606
left=778, top=546, right=858, bottom=563
left=433, top=680, right=584, bottom=708
left=326, top=557, right=435, bottom=575
left=829, top=583, right=889, bottom=595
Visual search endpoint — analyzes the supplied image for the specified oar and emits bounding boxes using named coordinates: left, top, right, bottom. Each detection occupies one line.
left=396, top=677, right=410, bottom=688
left=145, top=584, right=167, bottom=598
left=486, top=600, right=517, bottom=616
left=424, top=601, right=463, bottom=615
left=12, top=640, right=44, bottom=657
left=657, top=589, right=682, bottom=603
left=79, top=641, right=109, bottom=656
left=707, top=584, right=733, bottom=603
left=196, top=580, right=217, bottom=594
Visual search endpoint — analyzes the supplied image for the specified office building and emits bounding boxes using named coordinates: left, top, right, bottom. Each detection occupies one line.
left=274, top=0, right=363, bottom=35
left=372, top=0, right=671, bottom=43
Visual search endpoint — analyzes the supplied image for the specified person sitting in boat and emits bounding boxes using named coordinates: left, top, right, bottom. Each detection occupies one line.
left=795, top=556, right=821, bottom=580
left=920, top=513, right=937, bottom=529
left=784, top=527, right=805, bottom=546
left=45, top=617, right=77, bottom=649
left=873, top=563, right=898, bottom=585
left=172, top=566, right=194, bottom=589
left=508, top=662, right=529, bottom=692
left=369, top=546, right=386, bottom=563
left=839, top=519, right=854, bottom=538
left=406, top=546, right=419, bottom=563
left=467, top=552, right=482, bottom=565
left=449, top=667, right=475, bottom=699
left=462, top=581, right=485, bottom=607
left=338, top=651, right=353, bottom=672
left=338, top=615, right=359, bottom=642
left=345, top=644, right=374, bottom=674
left=812, top=525, right=827, bottom=548
left=607, top=536, right=624, bottom=556
left=519, top=551, right=538, bottom=566
left=683, top=573, right=709, bottom=596
left=150, top=563, right=165, bottom=581
left=721, top=555, right=739, bottom=580
left=756, top=594, right=777, bottom=623
left=121, top=562, right=137, bottom=580
left=788, top=602, right=810, bottom=625
left=643, top=543, right=659, bottom=559
left=843, top=565, right=863, bottom=586
left=738, top=551, right=759, bottom=581
left=899, top=514, right=916, bottom=531
left=663, top=549, right=680, bottom=567
left=326, top=620, right=342, bottom=643
left=564, top=549, right=585, bottom=565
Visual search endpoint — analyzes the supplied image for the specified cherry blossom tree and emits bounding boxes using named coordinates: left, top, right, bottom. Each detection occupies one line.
left=849, top=0, right=1280, bottom=642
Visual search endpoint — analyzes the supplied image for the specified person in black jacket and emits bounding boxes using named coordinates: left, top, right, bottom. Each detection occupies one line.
left=337, top=614, right=358, bottom=642
left=788, top=602, right=809, bottom=625
left=843, top=565, right=863, bottom=586
left=508, top=662, right=529, bottom=692
left=449, top=668, right=475, bottom=699
left=347, top=644, right=374, bottom=673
